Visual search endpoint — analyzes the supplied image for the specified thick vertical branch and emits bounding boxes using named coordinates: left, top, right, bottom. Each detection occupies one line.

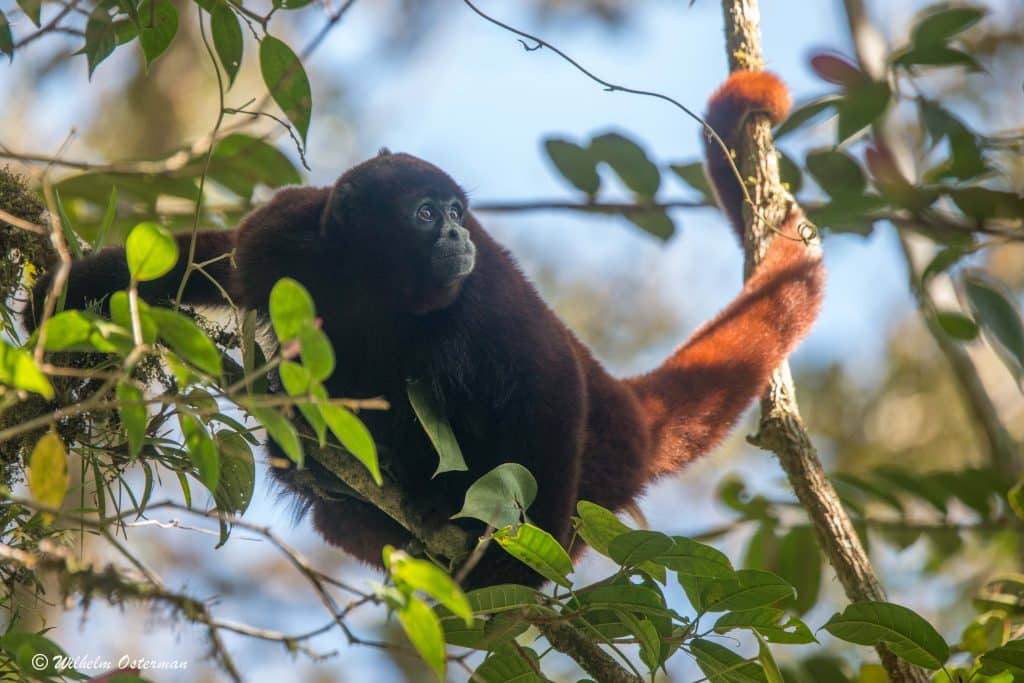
left=718, top=2, right=930, bottom=681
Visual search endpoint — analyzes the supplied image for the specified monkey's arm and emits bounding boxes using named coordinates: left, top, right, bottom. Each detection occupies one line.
left=28, top=230, right=236, bottom=330
left=627, top=71, right=825, bottom=476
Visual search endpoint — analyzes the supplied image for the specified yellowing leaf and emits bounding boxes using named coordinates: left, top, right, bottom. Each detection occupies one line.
left=28, top=432, right=68, bottom=523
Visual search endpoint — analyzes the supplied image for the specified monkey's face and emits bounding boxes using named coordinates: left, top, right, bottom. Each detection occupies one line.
left=411, top=195, right=477, bottom=288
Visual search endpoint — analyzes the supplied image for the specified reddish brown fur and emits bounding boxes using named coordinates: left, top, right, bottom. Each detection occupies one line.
left=27, top=72, right=823, bottom=588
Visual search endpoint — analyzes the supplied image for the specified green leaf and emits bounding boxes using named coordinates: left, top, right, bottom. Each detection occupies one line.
left=0, top=631, right=74, bottom=677
left=249, top=406, right=303, bottom=466
left=41, top=310, right=95, bottom=350
left=690, top=638, right=768, bottom=682
left=273, top=0, right=315, bottom=8
left=110, top=291, right=158, bottom=344
left=544, top=138, right=600, bottom=196
left=577, top=583, right=670, bottom=617
left=921, top=246, right=965, bottom=283
left=626, top=209, right=675, bottom=241
left=950, top=187, right=1024, bottom=221
left=823, top=601, right=949, bottom=669
left=386, top=547, right=472, bottom=625
left=298, top=321, right=334, bottom=381
left=589, top=132, right=660, bottom=198
left=704, top=570, right=795, bottom=612
left=756, top=636, right=784, bottom=683
left=269, top=277, right=315, bottom=342
left=278, top=361, right=326, bottom=445
left=573, top=501, right=667, bottom=583
left=28, top=432, right=68, bottom=520
left=715, top=609, right=816, bottom=644
left=0, top=10, right=13, bottom=62
left=179, top=413, right=220, bottom=493
left=208, top=134, right=301, bottom=199
left=806, top=149, right=866, bottom=200
left=465, top=584, right=541, bottom=614
left=453, top=463, right=537, bottom=528
left=125, top=222, right=179, bottom=281
left=658, top=536, right=736, bottom=579
left=259, top=35, right=312, bottom=144
left=608, top=530, right=674, bottom=567
left=396, top=595, right=446, bottom=681
left=473, top=646, right=545, bottom=683
left=17, top=0, right=42, bottom=27
left=494, top=523, right=572, bottom=588
left=149, top=308, right=222, bottom=376
left=319, top=402, right=381, bottom=484
left=774, top=95, right=841, bottom=139
left=935, top=310, right=978, bottom=341
left=979, top=639, right=1024, bottom=676
left=836, top=81, right=891, bottom=144
left=213, top=429, right=255, bottom=515
left=138, top=0, right=177, bottom=69
left=1009, top=480, right=1024, bottom=521
left=616, top=611, right=662, bottom=672
left=407, top=378, right=468, bottom=476
left=116, top=382, right=147, bottom=459
left=912, top=6, right=986, bottom=47
left=211, top=0, right=243, bottom=86
left=775, top=526, right=822, bottom=615
left=0, top=340, right=54, bottom=399
left=964, top=272, right=1024, bottom=376
left=84, top=5, right=117, bottom=78
left=669, top=161, right=715, bottom=201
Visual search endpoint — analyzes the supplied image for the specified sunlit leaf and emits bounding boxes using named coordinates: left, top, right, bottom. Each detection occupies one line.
left=125, top=222, right=179, bottom=281
left=823, top=601, right=949, bottom=669
left=0, top=340, right=54, bottom=399
left=260, top=35, right=312, bottom=144
left=320, top=402, right=380, bottom=484
left=608, top=530, right=673, bottom=567
left=116, top=382, right=147, bottom=459
left=28, top=432, right=68, bottom=522
left=269, top=277, right=315, bottom=342
left=249, top=406, right=303, bottom=466
left=179, top=413, right=220, bottom=493
left=149, top=308, right=222, bottom=376
left=453, top=463, right=537, bottom=528
left=396, top=595, right=446, bottom=681
left=494, top=523, right=572, bottom=588
left=691, top=638, right=768, bottom=683
left=386, top=547, right=472, bottom=625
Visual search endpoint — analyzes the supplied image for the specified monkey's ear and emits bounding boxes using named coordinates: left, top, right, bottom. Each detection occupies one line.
left=322, top=181, right=353, bottom=236
left=377, top=147, right=392, bottom=157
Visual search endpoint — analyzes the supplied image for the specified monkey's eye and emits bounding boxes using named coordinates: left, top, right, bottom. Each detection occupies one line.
left=447, top=205, right=462, bottom=221
left=417, top=205, right=435, bottom=222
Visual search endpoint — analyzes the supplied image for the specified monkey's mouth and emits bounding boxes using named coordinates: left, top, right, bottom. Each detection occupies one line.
left=431, top=244, right=476, bottom=285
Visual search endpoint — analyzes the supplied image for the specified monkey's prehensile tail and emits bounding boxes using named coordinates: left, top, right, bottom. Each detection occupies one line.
left=627, top=71, right=825, bottom=478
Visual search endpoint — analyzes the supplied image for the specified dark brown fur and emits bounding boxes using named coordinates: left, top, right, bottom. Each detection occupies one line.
left=27, top=73, right=823, bottom=588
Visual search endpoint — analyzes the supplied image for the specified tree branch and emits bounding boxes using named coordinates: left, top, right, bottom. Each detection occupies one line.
left=718, top=1, right=930, bottom=681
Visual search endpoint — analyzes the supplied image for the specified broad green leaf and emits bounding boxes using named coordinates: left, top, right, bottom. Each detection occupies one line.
left=757, top=635, right=784, bottom=683
left=397, top=595, right=446, bottom=681
left=117, top=382, right=147, bottom=458
left=626, top=209, right=675, bottom=241
left=704, top=570, right=795, bottom=612
left=260, top=36, right=312, bottom=144
left=658, top=536, right=736, bottom=579
left=806, top=149, right=866, bottom=200
left=774, top=95, right=841, bottom=139
left=138, top=0, right=177, bottom=69
left=17, top=0, right=42, bottom=27
left=979, top=639, right=1024, bottom=675
left=320, top=402, right=380, bottom=484
left=407, top=378, right=467, bottom=476
left=964, top=273, right=1024, bottom=376
left=28, top=432, right=68, bottom=520
left=616, top=611, right=662, bottom=672
left=0, top=631, right=73, bottom=677
left=473, top=648, right=545, bottom=683
left=951, top=187, right=1024, bottom=221
left=935, top=311, right=978, bottom=341
left=41, top=310, right=94, bottom=350
left=213, top=429, right=255, bottom=515
left=249, top=406, right=303, bottom=466
left=573, top=501, right=666, bottom=583
left=544, top=138, right=600, bottom=196
left=298, top=321, right=334, bottom=381
left=960, top=613, right=1007, bottom=657
left=669, top=161, right=715, bottom=201
left=836, top=81, right=891, bottom=144
left=608, top=530, right=673, bottom=567
left=589, top=132, right=660, bottom=198
left=278, top=361, right=326, bottom=445
left=823, top=601, right=949, bottom=669
left=208, top=134, right=302, bottom=198
left=577, top=583, right=670, bottom=617
left=110, top=291, right=157, bottom=344
left=84, top=5, right=117, bottom=77
left=912, top=6, right=986, bottom=47
left=126, top=222, right=178, bottom=281
left=453, top=463, right=537, bottom=528
left=149, top=308, right=222, bottom=376
left=715, top=608, right=816, bottom=644
left=269, top=277, right=315, bottom=341
left=211, top=0, right=243, bottom=86
left=0, top=340, right=54, bottom=399
left=436, top=613, right=486, bottom=649
left=921, top=246, right=965, bottom=283
left=494, top=523, right=572, bottom=588
left=690, top=638, right=768, bottom=683
left=464, top=584, right=540, bottom=614
left=180, top=413, right=220, bottom=493
left=0, top=10, right=12, bottom=62
left=775, top=526, right=822, bottom=615
left=386, top=547, right=472, bottom=625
